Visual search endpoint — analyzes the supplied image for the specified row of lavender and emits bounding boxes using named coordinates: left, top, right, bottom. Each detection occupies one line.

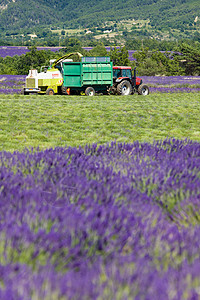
left=1, top=139, right=200, bottom=299
left=0, top=46, right=62, bottom=58
left=142, top=75, right=200, bottom=93
left=0, top=75, right=26, bottom=94
left=0, top=74, right=199, bottom=94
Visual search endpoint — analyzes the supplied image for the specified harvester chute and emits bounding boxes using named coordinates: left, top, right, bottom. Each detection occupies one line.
left=51, top=52, right=83, bottom=68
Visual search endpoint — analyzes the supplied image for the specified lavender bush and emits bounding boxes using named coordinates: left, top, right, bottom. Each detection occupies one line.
left=139, top=75, right=200, bottom=93
left=141, top=76, right=200, bottom=87
left=1, top=139, right=200, bottom=299
left=0, top=75, right=26, bottom=94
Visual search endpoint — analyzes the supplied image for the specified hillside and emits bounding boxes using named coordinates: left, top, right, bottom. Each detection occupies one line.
left=0, top=0, right=199, bottom=33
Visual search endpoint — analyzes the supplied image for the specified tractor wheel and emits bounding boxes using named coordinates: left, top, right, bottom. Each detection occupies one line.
left=61, top=85, right=67, bottom=95
left=46, top=88, right=55, bottom=95
left=117, top=80, right=132, bottom=95
left=137, top=84, right=149, bottom=96
left=85, top=87, right=95, bottom=96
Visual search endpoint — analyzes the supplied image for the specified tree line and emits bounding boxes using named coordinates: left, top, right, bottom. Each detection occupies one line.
left=0, top=42, right=199, bottom=76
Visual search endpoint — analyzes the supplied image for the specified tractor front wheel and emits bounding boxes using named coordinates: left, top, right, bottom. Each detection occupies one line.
left=137, top=84, right=149, bottom=96
left=46, top=88, right=55, bottom=95
left=117, top=80, right=132, bottom=95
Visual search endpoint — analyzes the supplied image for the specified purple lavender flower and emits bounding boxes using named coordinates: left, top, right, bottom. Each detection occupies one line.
left=0, top=75, right=26, bottom=94
left=1, top=139, right=200, bottom=298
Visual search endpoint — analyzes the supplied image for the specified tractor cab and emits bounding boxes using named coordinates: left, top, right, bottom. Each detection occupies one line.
left=113, top=66, right=132, bottom=79
left=112, top=66, right=149, bottom=95
left=113, top=66, right=142, bottom=87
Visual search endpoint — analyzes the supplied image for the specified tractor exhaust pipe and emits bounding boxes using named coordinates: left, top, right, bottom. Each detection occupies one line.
left=133, top=67, right=136, bottom=88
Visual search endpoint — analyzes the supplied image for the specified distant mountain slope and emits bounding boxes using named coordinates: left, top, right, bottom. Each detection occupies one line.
left=0, top=0, right=199, bottom=31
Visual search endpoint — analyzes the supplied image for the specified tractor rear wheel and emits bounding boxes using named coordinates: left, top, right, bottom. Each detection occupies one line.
left=85, top=87, right=95, bottom=96
left=46, top=88, right=55, bottom=95
left=117, top=80, right=132, bottom=95
left=137, top=84, right=149, bottom=96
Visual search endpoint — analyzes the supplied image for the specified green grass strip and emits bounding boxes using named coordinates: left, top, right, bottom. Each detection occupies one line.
left=0, top=93, right=200, bottom=152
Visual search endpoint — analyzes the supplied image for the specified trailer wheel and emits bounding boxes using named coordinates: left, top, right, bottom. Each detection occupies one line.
left=117, top=80, right=132, bottom=95
left=46, top=88, right=55, bottom=95
left=61, top=85, right=68, bottom=95
left=137, top=84, right=149, bottom=96
left=85, top=87, right=95, bottom=96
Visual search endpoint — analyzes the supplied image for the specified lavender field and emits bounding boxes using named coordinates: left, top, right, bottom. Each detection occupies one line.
left=1, top=139, right=200, bottom=299
left=142, top=76, right=200, bottom=93
left=0, top=46, right=199, bottom=93
left=0, top=46, right=62, bottom=58
left=0, top=46, right=200, bottom=300
left=0, top=74, right=200, bottom=94
left=0, top=75, right=26, bottom=94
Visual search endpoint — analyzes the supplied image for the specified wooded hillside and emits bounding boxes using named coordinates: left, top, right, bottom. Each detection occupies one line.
left=0, top=0, right=199, bottom=32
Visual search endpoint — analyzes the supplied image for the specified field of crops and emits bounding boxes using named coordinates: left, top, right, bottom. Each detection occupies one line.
left=1, top=93, right=200, bottom=151
left=1, top=91, right=200, bottom=299
left=1, top=138, right=200, bottom=299
left=0, top=46, right=199, bottom=94
left=0, top=46, right=62, bottom=58
left=0, top=74, right=200, bottom=94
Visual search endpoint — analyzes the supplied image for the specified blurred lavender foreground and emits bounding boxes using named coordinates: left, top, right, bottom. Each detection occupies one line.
left=1, top=139, right=200, bottom=299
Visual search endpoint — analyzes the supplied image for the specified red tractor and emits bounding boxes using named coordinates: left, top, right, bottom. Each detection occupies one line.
left=112, top=66, right=149, bottom=95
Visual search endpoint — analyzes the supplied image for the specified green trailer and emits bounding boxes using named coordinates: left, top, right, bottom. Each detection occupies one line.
left=23, top=53, right=113, bottom=96
left=61, top=56, right=113, bottom=95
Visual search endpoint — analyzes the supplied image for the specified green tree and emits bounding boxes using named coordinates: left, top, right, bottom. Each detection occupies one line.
left=125, top=38, right=141, bottom=50
left=60, top=37, right=83, bottom=53
left=151, top=51, right=184, bottom=75
left=175, top=43, right=200, bottom=75
left=88, top=44, right=108, bottom=56
left=132, top=47, right=149, bottom=63
left=132, top=47, right=184, bottom=76
left=15, top=47, right=55, bottom=75
left=110, top=46, right=130, bottom=66
left=0, top=56, right=18, bottom=74
left=136, top=58, right=163, bottom=76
